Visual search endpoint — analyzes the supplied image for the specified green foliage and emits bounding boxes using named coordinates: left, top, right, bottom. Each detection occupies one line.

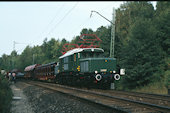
left=0, top=74, right=13, bottom=113
left=18, top=46, right=34, bottom=70
left=95, top=26, right=111, bottom=57
left=154, top=1, right=170, bottom=89
left=155, top=3, right=170, bottom=56
left=164, top=70, right=170, bottom=88
left=120, top=18, right=164, bottom=89
left=114, top=1, right=170, bottom=90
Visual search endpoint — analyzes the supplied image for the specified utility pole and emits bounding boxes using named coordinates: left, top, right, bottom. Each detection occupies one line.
left=12, top=41, right=16, bottom=69
left=33, top=54, right=35, bottom=64
left=12, top=41, right=31, bottom=69
left=90, top=8, right=116, bottom=58
left=110, top=8, right=116, bottom=58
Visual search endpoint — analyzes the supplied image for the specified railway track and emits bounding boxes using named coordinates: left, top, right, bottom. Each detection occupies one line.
left=27, top=81, right=170, bottom=113
left=87, top=88, right=170, bottom=107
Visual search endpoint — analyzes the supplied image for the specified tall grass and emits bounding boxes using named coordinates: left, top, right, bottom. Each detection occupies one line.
left=132, top=81, right=168, bottom=95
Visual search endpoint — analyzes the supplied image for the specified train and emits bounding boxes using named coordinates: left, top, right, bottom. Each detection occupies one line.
left=24, top=34, right=125, bottom=89
left=24, top=48, right=125, bottom=89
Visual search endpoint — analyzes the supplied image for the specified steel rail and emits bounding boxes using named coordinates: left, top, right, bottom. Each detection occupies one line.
left=28, top=81, right=170, bottom=113
left=90, top=89, right=170, bottom=106
left=114, top=90, right=170, bottom=100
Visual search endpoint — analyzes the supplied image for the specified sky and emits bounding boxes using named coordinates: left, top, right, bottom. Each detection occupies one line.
left=0, top=1, right=157, bottom=57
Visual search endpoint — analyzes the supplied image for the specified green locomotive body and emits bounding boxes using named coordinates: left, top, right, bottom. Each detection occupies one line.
left=56, top=48, right=124, bottom=88
left=80, top=57, right=116, bottom=73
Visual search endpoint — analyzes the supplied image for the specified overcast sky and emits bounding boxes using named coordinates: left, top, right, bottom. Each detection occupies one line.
left=0, top=1, right=156, bottom=57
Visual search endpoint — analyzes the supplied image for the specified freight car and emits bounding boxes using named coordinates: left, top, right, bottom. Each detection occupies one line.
left=34, top=62, right=57, bottom=82
left=24, top=64, right=40, bottom=79
left=24, top=47, right=125, bottom=89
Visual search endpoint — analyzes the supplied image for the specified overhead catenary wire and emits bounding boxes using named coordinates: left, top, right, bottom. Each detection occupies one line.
left=37, top=3, right=65, bottom=39
left=47, top=2, right=79, bottom=36
left=65, top=17, right=91, bottom=39
left=66, top=4, right=113, bottom=40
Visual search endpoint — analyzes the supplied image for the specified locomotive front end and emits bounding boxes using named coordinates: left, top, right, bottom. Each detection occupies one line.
left=79, top=48, right=125, bottom=88
left=80, top=57, right=125, bottom=85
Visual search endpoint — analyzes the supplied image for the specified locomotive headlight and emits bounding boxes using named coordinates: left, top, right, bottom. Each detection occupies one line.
left=95, top=71, right=98, bottom=74
left=113, top=70, right=116, bottom=73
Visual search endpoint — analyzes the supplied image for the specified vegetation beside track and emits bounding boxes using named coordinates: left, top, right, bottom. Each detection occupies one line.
left=0, top=74, right=13, bottom=113
left=133, top=81, right=168, bottom=94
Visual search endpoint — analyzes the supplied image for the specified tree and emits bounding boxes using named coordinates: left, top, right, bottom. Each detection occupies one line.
left=154, top=1, right=170, bottom=88
left=120, top=18, right=164, bottom=89
left=95, top=26, right=111, bottom=57
left=154, top=1, right=170, bottom=58
left=115, top=1, right=154, bottom=59
left=18, top=46, right=33, bottom=70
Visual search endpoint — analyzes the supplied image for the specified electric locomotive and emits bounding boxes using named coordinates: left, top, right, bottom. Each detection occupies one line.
left=56, top=47, right=125, bottom=88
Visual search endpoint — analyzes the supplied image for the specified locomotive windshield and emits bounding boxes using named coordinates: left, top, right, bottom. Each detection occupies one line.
left=81, top=52, right=103, bottom=58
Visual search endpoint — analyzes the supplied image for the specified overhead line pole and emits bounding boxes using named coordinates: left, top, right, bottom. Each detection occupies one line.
left=90, top=10, right=114, bottom=25
left=110, top=8, right=116, bottom=58
left=90, top=8, right=116, bottom=58
left=12, top=41, right=31, bottom=69
left=12, top=41, right=15, bottom=69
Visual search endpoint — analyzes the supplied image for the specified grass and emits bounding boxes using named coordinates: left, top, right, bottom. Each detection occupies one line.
left=132, top=81, right=168, bottom=95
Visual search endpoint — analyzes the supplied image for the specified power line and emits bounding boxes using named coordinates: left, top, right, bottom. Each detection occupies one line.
left=66, top=4, right=113, bottom=39
left=47, top=2, right=79, bottom=36
left=37, top=3, right=65, bottom=39
left=66, top=17, right=91, bottom=38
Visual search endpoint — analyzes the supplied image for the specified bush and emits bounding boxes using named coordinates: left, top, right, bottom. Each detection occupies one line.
left=0, top=74, right=13, bottom=113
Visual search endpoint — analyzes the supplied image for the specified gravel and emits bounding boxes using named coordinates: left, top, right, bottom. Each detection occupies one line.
left=13, top=81, right=117, bottom=113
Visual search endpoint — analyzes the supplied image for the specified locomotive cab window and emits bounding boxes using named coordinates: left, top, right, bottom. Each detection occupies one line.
left=81, top=52, right=103, bottom=58
left=95, top=52, right=103, bottom=58
left=64, top=57, right=68, bottom=63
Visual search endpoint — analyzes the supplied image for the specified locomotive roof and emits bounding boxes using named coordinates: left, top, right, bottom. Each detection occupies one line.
left=59, top=48, right=104, bottom=59
left=36, top=62, right=57, bottom=68
left=24, top=64, right=40, bottom=72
